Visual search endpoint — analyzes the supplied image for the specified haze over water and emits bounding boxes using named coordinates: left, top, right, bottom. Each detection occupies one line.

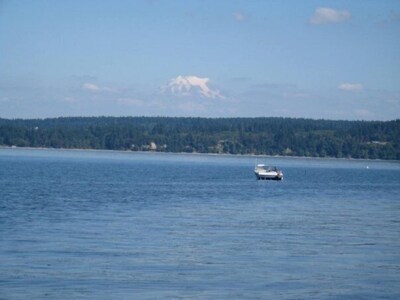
left=1, top=148, right=400, bottom=299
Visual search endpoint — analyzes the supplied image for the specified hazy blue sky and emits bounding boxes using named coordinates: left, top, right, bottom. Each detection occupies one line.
left=1, top=0, right=399, bottom=120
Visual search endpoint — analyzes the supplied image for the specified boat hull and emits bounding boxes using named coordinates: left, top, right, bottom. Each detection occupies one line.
left=255, top=173, right=283, bottom=180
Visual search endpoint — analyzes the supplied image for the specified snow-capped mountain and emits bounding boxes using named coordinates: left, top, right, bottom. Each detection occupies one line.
left=164, top=75, right=224, bottom=99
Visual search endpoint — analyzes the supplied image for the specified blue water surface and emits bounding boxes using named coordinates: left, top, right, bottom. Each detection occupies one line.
left=1, top=148, right=400, bottom=299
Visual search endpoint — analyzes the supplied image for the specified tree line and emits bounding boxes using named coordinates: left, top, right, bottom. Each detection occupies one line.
left=0, top=116, right=399, bottom=160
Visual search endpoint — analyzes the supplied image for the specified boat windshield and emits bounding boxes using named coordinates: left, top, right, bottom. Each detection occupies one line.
left=256, top=165, right=278, bottom=172
left=266, top=166, right=278, bottom=172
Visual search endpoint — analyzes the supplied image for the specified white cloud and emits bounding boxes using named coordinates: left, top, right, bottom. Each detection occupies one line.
left=82, top=83, right=100, bottom=92
left=82, top=83, right=117, bottom=93
left=310, top=7, right=351, bottom=25
left=164, top=75, right=225, bottom=99
left=338, top=83, right=364, bottom=92
left=234, top=12, right=246, bottom=22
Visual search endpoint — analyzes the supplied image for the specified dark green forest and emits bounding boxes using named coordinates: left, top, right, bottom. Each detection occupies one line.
left=0, top=117, right=399, bottom=160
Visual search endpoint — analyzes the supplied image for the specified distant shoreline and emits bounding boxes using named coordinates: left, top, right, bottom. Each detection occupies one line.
left=1, top=145, right=397, bottom=162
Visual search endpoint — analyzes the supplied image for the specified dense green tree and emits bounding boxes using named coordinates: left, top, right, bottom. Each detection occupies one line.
left=0, top=117, right=399, bottom=160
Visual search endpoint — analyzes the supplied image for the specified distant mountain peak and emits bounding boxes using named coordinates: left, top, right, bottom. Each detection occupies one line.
left=164, top=75, right=224, bottom=99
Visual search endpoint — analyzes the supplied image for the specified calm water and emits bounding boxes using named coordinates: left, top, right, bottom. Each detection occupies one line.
left=1, top=148, right=400, bottom=299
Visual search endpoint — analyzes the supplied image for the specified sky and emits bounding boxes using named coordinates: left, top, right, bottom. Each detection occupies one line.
left=0, top=0, right=399, bottom=120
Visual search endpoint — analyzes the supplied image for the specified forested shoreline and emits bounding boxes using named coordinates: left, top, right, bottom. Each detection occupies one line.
left=0, top=117, right=399, bottom=160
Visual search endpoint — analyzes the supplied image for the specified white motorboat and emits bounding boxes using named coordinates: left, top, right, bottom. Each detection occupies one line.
left=254, top=164, right=283, bottom=180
